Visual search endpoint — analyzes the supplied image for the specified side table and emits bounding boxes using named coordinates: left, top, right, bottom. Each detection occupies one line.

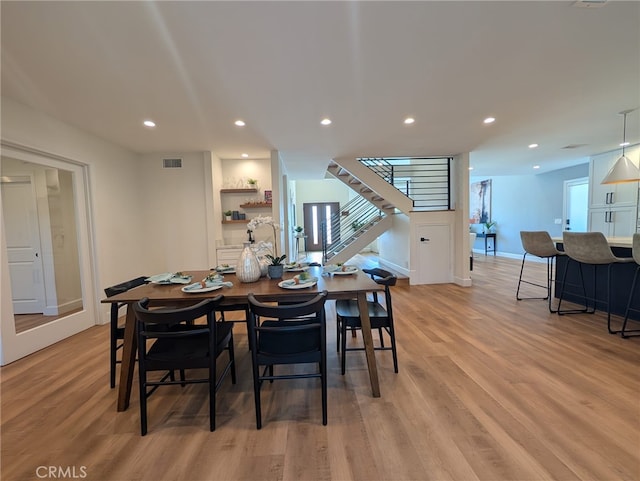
left=477, top=233, right=497, bottom=256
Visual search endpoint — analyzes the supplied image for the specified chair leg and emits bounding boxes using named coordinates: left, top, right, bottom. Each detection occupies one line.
left=389, top=323, right=399, bottom=374
left=557, top=258, right=593, bottom=315
left=621, top=266, right=640, bottom=338
left=138, top=366, right=148, bottom=436
left=341, top=322, right=348, bottom=375
left=547, top=257, right=559, bottom=313
left=209, top=357, right=216, bottom=432
left=228, top=332, right=237, bottom=384
left=336, top=316, right=341, bottom=353
left=321, top=359, right=327, bottom=426
left=378, top=327, right=385, bottom=348
left=515, top=253, right=528, bottom=301
left=253, top=366, right=262, bottom=430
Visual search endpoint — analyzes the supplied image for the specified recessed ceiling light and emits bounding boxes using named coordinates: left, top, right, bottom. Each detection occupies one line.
left=241, top=153, right=249, bottom=158
left=235, top=120, right=246, bottom=127
left=529, top=143, right=539, bottom=149
left=321, top=118, right=332, bottom=126
left=533, top=165, right=540, bottom=169
left=483, top=117, right=496, bottom=124
left=404, top=117, right=415, bottom=125
left=468, top=166, right=474, bottom=171
left=143, top=120, right=156, bottom=128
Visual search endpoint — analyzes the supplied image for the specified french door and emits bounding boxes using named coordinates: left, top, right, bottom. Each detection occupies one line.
left=303, top=202, right=340, bottom=251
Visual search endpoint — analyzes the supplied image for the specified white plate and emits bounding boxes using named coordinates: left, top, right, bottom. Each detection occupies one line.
left=181, top=284, right=223, bottom=294
left=278, top=279, right=318, bottom=289
left=147, top=273, right=192, bottom=284
left=214, top=266, right=236, bottom=273
left=331, top=266, right=358, bottom=275
left=284, top=266, right=309, bottom=272
left=170, top=276, right=193, bottom=284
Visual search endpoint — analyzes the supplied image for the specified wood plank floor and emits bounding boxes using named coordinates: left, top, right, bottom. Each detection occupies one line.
left=2, top=255, right=639, bottom=481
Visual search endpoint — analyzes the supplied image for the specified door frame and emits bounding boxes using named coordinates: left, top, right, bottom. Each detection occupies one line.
left=1, top=142, right=98, bottom=365
left=563, top=177, right=589, bottom=233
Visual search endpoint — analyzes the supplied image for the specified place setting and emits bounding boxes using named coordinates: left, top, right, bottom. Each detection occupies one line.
left=212, top=264, right=236, bottom=274
left=323, top=264, right=358, bottom=276
left=278, top=272, right=318, bottom=289
left=181, top=273, right=234, bottom=293
left=145, top=272, right=193, bottom=285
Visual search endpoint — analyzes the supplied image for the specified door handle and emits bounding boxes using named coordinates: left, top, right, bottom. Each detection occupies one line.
left=420, top=237, right=430, bottom=242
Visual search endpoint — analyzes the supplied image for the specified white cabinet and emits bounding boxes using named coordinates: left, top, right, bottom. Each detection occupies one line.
left=588, top=206, right=637, bottom=237
left=589, top=150, right=638, bottom=209
left=588, top=146, right=639, bottom=235
left=215, top=246, right=243, bottom=266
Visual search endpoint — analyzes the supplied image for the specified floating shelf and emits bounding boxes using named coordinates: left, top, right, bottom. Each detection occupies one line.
left=222, top=219, right=249, bottom=224
left=240, top=202, right=272, bottom=208
left=220, top=188, right=258, bottom=194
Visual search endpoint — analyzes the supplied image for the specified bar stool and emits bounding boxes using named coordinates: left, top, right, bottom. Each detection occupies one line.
left=557, top=232, right=634, bottom=333
left=621, top=233, right=640, bottom=338
left=516, top=231, right=565, bottom=312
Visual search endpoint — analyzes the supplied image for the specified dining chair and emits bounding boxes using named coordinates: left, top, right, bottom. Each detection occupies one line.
left=103, top=276, right=149, bottom=388
left=247, top=291, right=328, bottom=429
left=557, top=231, right=634, bottom=333
left=620, top=233, right=640, bottom=338
left=336, top=268, right=398, bottom=375
left=516, top=231, right=565, bottom=313
left=133, top=295, right=236, bottom=435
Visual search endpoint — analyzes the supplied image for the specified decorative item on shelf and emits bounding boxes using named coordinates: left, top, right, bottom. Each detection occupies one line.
left=264, top=190, right=272, bottom=203
left=239, top=213, right=246, bottom=220
left=266, top=254, right=287, bottom=279
left=247, top=229, right=255, bottom=244
left=232, top=210, right=240, bottom=220
left=224, top=210, right=232, bottom=221
left=247, top=178, right=258, bottom=189
left=236, top=242, right=261, bottom=283
left=483, top=221, right=496, bottom=234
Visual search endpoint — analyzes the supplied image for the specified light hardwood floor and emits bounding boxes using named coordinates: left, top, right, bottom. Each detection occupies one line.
left=2, top=255, right=638, bottom=481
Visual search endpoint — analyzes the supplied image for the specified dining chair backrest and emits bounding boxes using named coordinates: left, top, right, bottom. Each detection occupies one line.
left=363, top=267, right=396, bottom=311
left=562, top=232, right=618, bottom=265
left=520, top=231, right=562, bottom=258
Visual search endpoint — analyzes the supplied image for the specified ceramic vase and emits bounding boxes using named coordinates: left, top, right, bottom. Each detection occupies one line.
left=236, top=243, right=261, bottom=283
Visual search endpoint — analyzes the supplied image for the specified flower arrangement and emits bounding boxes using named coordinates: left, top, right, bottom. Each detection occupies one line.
left=247, top=215, right=281, bottom=257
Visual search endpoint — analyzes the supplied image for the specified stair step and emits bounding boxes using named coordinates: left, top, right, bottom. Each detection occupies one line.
left=349, top=179, right=362, bottom=185
left=371, top=195, right=383, bottom=201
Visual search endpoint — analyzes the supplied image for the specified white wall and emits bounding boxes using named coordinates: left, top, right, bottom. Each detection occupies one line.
left=1, top=97, right=146, bottom=324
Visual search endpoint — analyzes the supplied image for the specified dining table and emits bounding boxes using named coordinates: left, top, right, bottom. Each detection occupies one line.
left=102, top=266, right=385, bottom=412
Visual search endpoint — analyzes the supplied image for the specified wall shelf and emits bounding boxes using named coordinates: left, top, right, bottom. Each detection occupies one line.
left=220, top=188, right=258, bottom=194
left=222, top=219, right=249, bottom=224
left=240, top=202, right=272, bottom=208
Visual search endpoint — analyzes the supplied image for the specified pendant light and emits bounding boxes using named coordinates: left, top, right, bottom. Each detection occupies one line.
left=601, top=109, right=640, bottom=184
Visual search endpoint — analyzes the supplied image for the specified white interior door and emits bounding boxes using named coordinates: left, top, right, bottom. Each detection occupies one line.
left=1, top=176, right=46, bottom=313
left=564, top=178, right=589, bottom=232
left=1, top=146, right=96, bottom=365
left=416, top=224, right=451, bottom=284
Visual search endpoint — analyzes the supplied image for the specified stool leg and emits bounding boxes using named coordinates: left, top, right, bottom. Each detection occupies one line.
left=621, top=266, right=640, bottom=338
left=557, top=258, right=593, bottom=315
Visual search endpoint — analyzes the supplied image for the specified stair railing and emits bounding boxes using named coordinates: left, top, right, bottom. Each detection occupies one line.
left=359, top=156, right=451, bottom=210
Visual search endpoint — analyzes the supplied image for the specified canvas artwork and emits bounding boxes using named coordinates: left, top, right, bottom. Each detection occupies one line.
left=470, top=179, right=491, bottom=224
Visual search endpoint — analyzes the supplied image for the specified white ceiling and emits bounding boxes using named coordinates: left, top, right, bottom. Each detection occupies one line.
left=2, top=1, right=639, bottom=179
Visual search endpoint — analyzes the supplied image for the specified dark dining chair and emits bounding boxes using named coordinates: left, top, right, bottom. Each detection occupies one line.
left=247, top=291, right=328, bottom=429
left=516, top=231, right=565, bottom=313
left=103, top=276, right=149, bottom=388
left=336, top=268, right=398, bottom=375
left=133, top=295, right=236, bottom=435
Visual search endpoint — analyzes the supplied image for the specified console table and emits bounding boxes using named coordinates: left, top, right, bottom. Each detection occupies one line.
left=477, top=233, right=497, bottom=255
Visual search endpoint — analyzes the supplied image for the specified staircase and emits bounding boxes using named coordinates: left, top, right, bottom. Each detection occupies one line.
left=324, top=162, right=395, bottom=264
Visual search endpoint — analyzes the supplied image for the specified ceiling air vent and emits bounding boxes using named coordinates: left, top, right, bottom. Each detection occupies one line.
left=163, top=158, right=182, bottom=168
left=572, top=0, right=608, bottom=8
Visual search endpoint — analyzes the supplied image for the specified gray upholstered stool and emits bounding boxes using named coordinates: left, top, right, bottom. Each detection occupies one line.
left=557, top=232, right=634, bottom=333
left=516, top=231, right=566, bottom=312
left=621, top=233, right=640, bottom=338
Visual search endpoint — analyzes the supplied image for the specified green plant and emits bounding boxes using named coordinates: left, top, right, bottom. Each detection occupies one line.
left=224, top=210, right=232, bottom=216
left=265, top=254, right=287, bottom=266
left=294, top=225, right=304, bottom=233
left=247, top=178, right=258, bottom=185
left=351, top=220, right=365, bottom=231
left=484, top=221, right=496, bottom=231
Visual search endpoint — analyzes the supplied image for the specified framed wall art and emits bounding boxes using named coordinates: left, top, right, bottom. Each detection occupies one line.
left=469, top=179, right=491, bottom=224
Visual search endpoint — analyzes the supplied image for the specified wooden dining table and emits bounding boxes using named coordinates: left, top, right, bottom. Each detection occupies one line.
left=102, top=266, right=385, bottom=411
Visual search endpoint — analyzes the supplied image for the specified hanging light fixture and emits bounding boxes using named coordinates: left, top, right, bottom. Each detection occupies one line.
left=602, top=109, right=640, bottom=184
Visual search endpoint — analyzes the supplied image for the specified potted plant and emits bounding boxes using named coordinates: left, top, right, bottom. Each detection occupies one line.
left=265, top=254, right=287, bottom=279
left=247, top=178, right=258, bottom=189
left=293, top=225, right=304, bottom=237
left=224, top=210, right=232, bottom=221
left=483, top=221, right=496, bottom=233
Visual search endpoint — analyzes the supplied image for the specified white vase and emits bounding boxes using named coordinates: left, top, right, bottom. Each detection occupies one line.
left=236, top=242, right=261, bottom=283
